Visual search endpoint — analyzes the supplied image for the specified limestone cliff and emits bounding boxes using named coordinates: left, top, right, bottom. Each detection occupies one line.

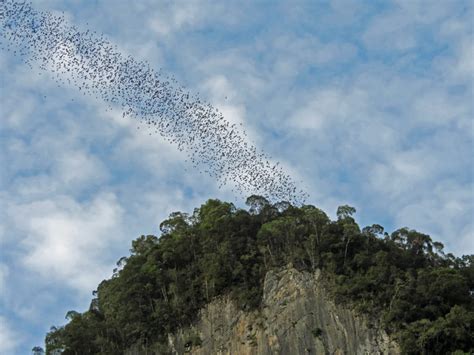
left=167, top=267, right=399, bottom=355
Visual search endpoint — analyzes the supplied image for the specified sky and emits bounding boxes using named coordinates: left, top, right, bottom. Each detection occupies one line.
left=0, top=0, right=473, bottom=353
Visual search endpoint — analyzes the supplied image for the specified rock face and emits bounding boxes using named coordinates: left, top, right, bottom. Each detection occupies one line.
left=168, top=268, right=400, bottom=355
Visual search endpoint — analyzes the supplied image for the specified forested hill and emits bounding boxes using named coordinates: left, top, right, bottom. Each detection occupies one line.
left=44, top=196, right=474, bottom=354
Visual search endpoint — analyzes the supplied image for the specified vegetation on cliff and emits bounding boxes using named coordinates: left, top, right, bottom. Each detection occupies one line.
left=44, top=197, right=473, bottom=354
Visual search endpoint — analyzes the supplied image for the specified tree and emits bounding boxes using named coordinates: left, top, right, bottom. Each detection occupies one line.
left=32, top=346, right=44, bottom=355
left=336, top=205, right=356, bottom=220
left=257, top=216, right=305, bottom=267
left=342, top=223, right=360, bottom=267
left=45, top=326, right=65, bottom=355
left=362, top=224, right=384, bottom=237
left=335, top=205, right=358, bottom=267
left=245, top=195, right=270, bottom=215
left=302, top=205, right=330, bottom=268
left=273, top=201, right=291, bottom=213
left=391, top=228, right=435, bottom=267
left=159, top=212, right=190, bottom=234
left=65, top=310, right=79, bottom=321
left=130, top=235, right=158, bottom=255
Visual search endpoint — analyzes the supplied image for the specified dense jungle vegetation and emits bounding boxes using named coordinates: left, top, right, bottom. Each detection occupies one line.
left=43, top=196, right=473, bottom=354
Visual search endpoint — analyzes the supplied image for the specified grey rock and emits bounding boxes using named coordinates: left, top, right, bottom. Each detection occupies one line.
left=168, top=267, right=400, bottom=355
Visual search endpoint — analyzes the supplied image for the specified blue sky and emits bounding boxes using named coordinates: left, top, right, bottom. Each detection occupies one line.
left=1, top=0, right=473, bottom=353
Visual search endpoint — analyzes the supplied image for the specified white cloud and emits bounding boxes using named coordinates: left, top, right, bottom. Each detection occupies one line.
left=454, top=39, right=474, bottom=78
left=437, top=37, right=474, bottom=85
left=271, top=35, right=357, bottom=76
left=0, top=316, right=21, bottom=355
left=394, top=181, right=473, bottom=255
left=147, top=0, right=223, bottom=37
left=0, top=264, right=8, bottom=300
left=362, top=10, right=416, bottom=51
left=289, top=88, right=370, bottom=131
left=412, top=89, right=471, bottom=127
left=7, top=193, right=123, bottom=292
left=370, top=156, right=428, bottom=199
left=54, top=150, right=109, bottom=188
left=362, top=0, right=456, bottom=52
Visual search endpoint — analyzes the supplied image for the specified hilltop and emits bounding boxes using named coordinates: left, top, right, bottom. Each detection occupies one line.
left=43, top=196, right=473, bottom=354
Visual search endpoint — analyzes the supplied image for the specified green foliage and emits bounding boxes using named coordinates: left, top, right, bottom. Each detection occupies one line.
left=44, top=198, right=474, bottom=354
left=399, top=306, right=474, bottom=355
